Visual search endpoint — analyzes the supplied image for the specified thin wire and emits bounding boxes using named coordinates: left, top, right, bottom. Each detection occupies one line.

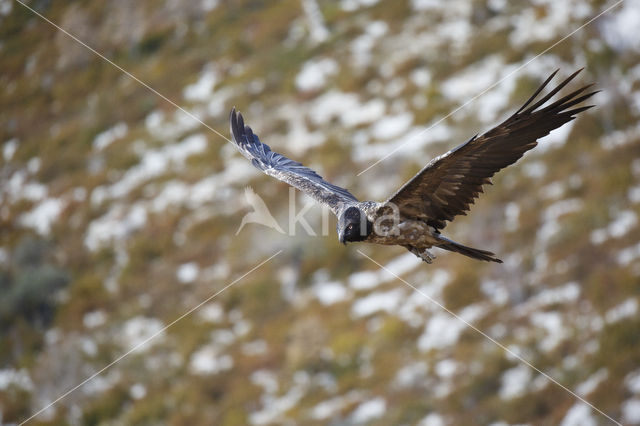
left=357, top=250, right=621, bottom=426
left=19, top=251, right=282, bottom=425
left=13, top=0, right=233, bottom=145
left=357, top=0, right=625, bottom=176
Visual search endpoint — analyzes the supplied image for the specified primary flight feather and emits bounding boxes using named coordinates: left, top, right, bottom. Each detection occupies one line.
left=229, top=69, right=596, bottom=263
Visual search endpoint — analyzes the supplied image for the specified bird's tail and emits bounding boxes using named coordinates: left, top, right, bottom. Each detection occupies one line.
left=436, top=235, right=502, bottom=263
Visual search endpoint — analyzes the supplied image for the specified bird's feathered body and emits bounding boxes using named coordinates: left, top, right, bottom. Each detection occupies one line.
left=229, top=69, right=596, bottom=264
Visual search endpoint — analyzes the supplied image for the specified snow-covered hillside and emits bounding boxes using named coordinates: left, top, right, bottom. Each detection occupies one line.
left=1, top=0, right=639, bottom=424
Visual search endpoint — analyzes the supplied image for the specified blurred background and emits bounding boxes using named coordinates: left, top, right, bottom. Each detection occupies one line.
left=1, top=0, right=640, bottom=424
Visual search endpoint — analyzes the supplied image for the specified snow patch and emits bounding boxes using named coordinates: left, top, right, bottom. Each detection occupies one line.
left=348, top=252, right=422, bottom=291
left=201, top=0, right=219, bottom=12
left=600, top=122, right=640, bottom=151
left=340, top=0, right=380, bottom=12
left=83, top=370, right=121, bottom=396
left=525, top=282, right=581, bottom=311
left=311, top=391, right=363, bottom=420
left=301, top=0, right=330, bottom=43
left=307, top=91, right=386, bottom=132
left=370, top=112, right=413, bottom=140
left=2, top=173, right=20, bottom=203
left=0, top=0, right=12, bottom=17
left=353, top=122, right=452, bottom=163
left=601, top=1, right=640, bottom=52
left=590, top=210, right=638, bottom=245
left=145, top=109, right=202, bottom=141
left=441, top=56, right=514, bottom=123
left=397, top=271, right=450, bottom=325
left=198, top=302, right=225, bottom=323
left=207, top=86, right=237, bottom=118
left=480, top=279, right=509, bottom=306
left=149, top=158, right=255, bottom=212
left=5, top=171, right=47, bottom=203
left=418, top=304, right=485, bottom=352
left=441, top=58, right=501, bottom=102
left=622, top=398, right=640, bottom=425
left=410, top=68, right=431, bottom=88
left=509, top=1, right=592, bottom=47
left=183, top=65, right=218, bottom=101
left=418, top=413, right=446, bottom=426
left=130, top=383, right=147, bottom=400
left=276, top=103, right=327, bottom=155
left=80, top=337, right=98, bottom=357
left=540, top=181, right=565, bottom=200
left=309, top=91, right=360, bottom=126
left=85, top=203, right=148, bottom=251
left=91, top=134, right=207, bottom=204
left=249, top=372, right=309, bottom=425
left=434, top=359, right=459, bottom=379
left=349, top=270, right=379, bottom=291
left=93, top=122, right=128, bottom=150
left=251, top=369, right=279, bottom=394
left=295, top=58, right=338, bottom=92
left=605, top=298, right=638, bottom=323
left=352, top=288, right=405, bottom=318
left=561, top=403, right=597, bottom=426
left=628, top=185, right=640, bottom=204
left=3, top=137, right=18, bottom=160
left=523, top=161, right=547, bottom=179
left=576, top=368, right=608, bottom=397
left=313, top=280, right=349, bottom=305
left=83, top=310, right=107, bottom=328
left=617, top=242, right=640, bottom=266
left=350, top=21, right=388, bottom=67
left=350, top=397, right=386, bottom=424
left=393, top=362, right=428, bottom=388
left=537, top=198, right=583, bottom=247
left=120, top=316, right=165, bottom=352
left=342, top=98, right=386, bottom=127
left=530, top=311, right=567, bottom=352
left=626, top=369, right=640, bottom=394
left=0, top=368, right=34, bottom=391
left=504, top=202, right=520, bottom=232
left=499, top=365, right=532, bottom=399
left=176, top=262, right=200, bottom=284
left=19, top=197, right=65, bottom=235
left=189, top=344, right=233, bottom=374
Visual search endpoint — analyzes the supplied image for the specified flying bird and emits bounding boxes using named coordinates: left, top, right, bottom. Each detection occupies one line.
left=229, top=69, right=596, bottom=263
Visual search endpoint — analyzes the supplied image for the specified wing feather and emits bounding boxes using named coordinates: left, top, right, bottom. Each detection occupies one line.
left=384, top=69, right=597, bottom=229
left=229, top=108, right=358, bottom=214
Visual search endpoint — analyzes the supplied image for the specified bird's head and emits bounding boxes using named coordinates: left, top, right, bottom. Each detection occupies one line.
left=337, top=206, right=372, bottom=244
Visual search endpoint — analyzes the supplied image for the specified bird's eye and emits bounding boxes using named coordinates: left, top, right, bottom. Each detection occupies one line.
left=346, top=224, right=353, bottom=231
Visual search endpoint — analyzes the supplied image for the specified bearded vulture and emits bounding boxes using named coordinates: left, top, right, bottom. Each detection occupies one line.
left=229, top=69, right=596, bottom=263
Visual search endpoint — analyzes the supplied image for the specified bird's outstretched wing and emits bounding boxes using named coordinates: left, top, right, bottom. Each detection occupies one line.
left=230, top=108, right=358, bottom=214
left=383, top=69, right=597, bottom=229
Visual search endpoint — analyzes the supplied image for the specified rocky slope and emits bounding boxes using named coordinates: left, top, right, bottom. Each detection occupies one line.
left=1, top=0, right=640, bottom=424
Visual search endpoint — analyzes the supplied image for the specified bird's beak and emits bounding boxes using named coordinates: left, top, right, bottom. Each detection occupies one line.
left=339, top=231, right=346, bottom=245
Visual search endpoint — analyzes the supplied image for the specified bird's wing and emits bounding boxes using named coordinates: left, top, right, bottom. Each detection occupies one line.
left=230, top=108, right=358, bottom=214
left=383, top=69, right=596, bottom=229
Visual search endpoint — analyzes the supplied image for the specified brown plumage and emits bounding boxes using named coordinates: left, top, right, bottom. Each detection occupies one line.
left=384, top=69, right=596, bottom=230
left=229, top=69, right=597, bottom=264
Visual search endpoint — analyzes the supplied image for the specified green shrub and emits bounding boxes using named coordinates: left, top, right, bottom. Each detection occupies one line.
left=0, top=237, right=70, bottom=330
